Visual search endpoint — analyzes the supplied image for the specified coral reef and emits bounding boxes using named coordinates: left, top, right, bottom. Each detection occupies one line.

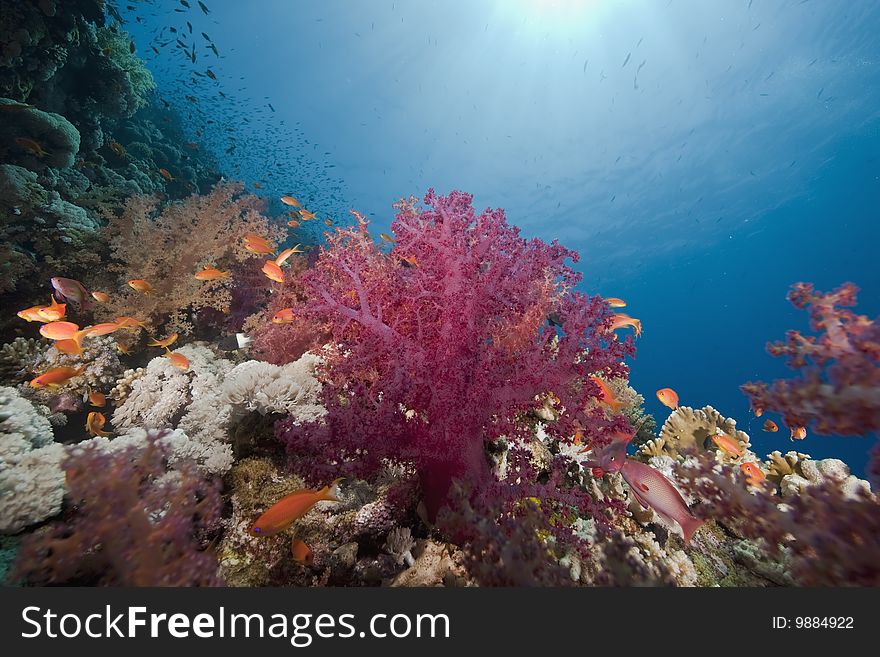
left=677, top=457, right=880, bottom=586
left=742, top=282, right=880, bottom=442
left=242, top=257, right=328, bottom=364
left=12, top=433, right=223, bottom=586
left=0, top=99, right=80, bottom=170
left=111, top=344, right=235, bottom=475
left=278, top=190, right=634, bottom=521
left=95, top=182, right=285, bottom=334
left=639, top=405, right=752, bottom=463
left=221, top=352, right=325, bottom=422
left=0, top=386, right=64, bottom=533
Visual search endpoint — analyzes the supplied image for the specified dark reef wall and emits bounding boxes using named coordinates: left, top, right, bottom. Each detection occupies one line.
left=0, top=0, right=221, bottom=339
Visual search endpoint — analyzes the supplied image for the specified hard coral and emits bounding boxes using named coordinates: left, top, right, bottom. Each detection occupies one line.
left=277, top=190, right=633, bottom=516
left=13, top=433, right=223, bottom=586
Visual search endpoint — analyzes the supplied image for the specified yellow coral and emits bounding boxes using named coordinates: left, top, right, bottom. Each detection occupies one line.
left=764, top=450, right=812, bottom=485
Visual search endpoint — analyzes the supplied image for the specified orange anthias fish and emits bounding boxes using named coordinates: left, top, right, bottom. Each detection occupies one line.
left=85, top=411, right=111, bottom=437
left=790, top=426, right=807, bottom=441
left=15, top=137, right=50, bottom=157
left=55, top=336, right=88, bottom=356
left=763, top=419, right=779, bottom=433
left=280, top=195, right=301, bottom=207
left=109, top=141, right=127, bottom=157
left=30, top=366, right=85, bottom=389
left=87, top=389, right=106, bottom=407
left=740, top=462, right=766, bottom=486
left=194, top=266, right=230, bottom=281
left=91, top=291, right=110, bottom=303
left=656, top=387, right=679, bottom=410
left=163, top=350, right=190, bottom=370
left=114, top=316, right=148, bottom=329
left=711, top=432, right=744, bottom=458
left=149, top=333, right=179, bottom=349
left=605, top=297, right=627, bottom=308
left=36, top=297, right=66, bottom=322
left=128, top=279, right=154, bottom=294
left=159, top=167, right=174, bottom=181
left=291, top=539, right=313, bottom=564
left=610, top=313, right=642, bottom=337
left=244, top=233, right=275, bottom=255
left=116, top=340, right=131, bottom=355
left=262, top=260, right=285, bottom=283
left=249, top=479, right=343, bottom=537
left=18, top=304, right=50, bottom=323
left=399, top=254, right=419, bottom=268
left=379, top=232, right=395, bottom=243
left=323, top=218, right=334, bottom=227
left=287, top=219, right=301, bottom=228
left=85, top=322, right=122, bottom=337
left=589, top=376, right=623, bottom=413
left=299, top=210, right=316, bottom=221
left=752, top=405, right=763, bottom=417
left=39, top=321, right=80, bottom=341
left=275, top=245, right=304, bottom=267
left=272, top=308, right=296, bottom=324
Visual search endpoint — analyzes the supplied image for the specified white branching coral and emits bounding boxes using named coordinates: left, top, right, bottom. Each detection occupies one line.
left=111, top=344, right=234, bottom=475
left=0, top=386, right=64, bottom=533
left=221, top=352, right=325, bottom=423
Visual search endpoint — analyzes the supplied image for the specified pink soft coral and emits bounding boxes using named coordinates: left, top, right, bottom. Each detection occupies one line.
left=741, top=282, right=880, bottom=436
left=277, top=190, right=634, bottom=516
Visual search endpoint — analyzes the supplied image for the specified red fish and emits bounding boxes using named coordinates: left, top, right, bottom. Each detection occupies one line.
left=85, top=322, right=121, bottom=337
left=36, top=297, right=66, bottom=322
left=51, top=277, right=92, bottom=309
left=127, top=279, right=154, bottom=294
left=763, top=419, right=778, bottom=432
left=620, top=459, right=704, bottom=544
left=790, top=426, right=807, bottom=441
left=610, top=313, right=642, bottom=337
left=249, top=479, right=342, bottom=537
left=163, top=350, right=190, bottom=370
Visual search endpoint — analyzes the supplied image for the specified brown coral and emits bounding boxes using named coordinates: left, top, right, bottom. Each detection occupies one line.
left=641, top=405, right=751, bottom=461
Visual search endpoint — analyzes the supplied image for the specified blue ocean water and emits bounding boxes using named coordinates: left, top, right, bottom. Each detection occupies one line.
left=129, top=0, right=879, bottom=475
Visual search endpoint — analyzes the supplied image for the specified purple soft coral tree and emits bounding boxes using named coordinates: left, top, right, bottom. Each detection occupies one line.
left=277, top=190, right=634, bottom=519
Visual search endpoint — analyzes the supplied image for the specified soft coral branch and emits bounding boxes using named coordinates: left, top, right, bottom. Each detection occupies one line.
left=277, top=189, right=633, bottom=517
